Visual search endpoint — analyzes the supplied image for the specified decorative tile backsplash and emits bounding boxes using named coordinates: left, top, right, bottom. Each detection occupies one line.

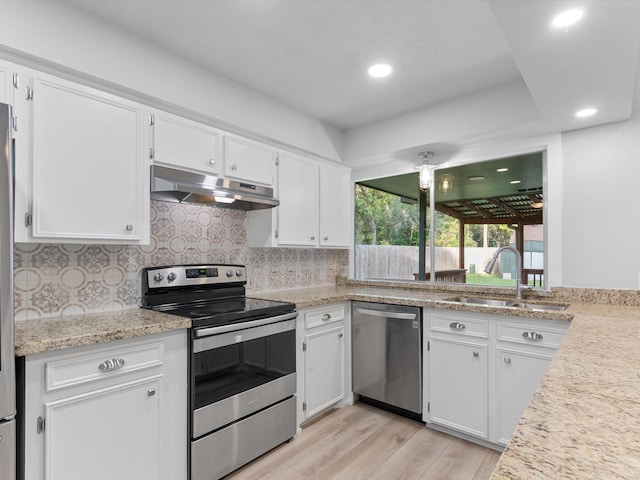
left=13, top=200, right=350, bottom=321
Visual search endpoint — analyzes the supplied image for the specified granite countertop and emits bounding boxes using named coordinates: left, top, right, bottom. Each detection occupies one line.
left=14, top=280, right=640, bottom=478
left=14, top=308, right=190, bottom=356
left=257, top=283, right=640, bottom=479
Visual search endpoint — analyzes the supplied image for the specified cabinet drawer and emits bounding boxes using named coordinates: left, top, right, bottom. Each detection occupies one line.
left=430, top=314, right=489, bottom=339
left=45, top=341, right=164, bottom=392
left=304, top=304, right=345, bottom=329
left=497, top=322, right=567, bottom=349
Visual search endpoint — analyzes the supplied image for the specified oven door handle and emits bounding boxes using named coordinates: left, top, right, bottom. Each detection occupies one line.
left=193, top=316, right=296, bottom=353
left=194, top=312, right=298, bottom=338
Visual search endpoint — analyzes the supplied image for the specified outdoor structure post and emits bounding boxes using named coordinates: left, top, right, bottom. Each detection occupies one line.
left=458, top=221, right=465, bottom=270
left=516, top=223, right=525, bottom=276
left=418, top=189, right=427, bottom=281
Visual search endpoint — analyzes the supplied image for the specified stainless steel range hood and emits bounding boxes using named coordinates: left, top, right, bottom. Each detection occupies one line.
left=151, top=165, right=279, bottom=210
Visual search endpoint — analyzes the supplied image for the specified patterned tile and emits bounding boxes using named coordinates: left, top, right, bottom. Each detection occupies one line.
left=78, top=246, right=110, bottom=275
left=13, top=200, right=350, bottom=320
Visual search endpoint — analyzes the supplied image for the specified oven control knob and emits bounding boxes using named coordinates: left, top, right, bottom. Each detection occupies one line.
left=226, top=269, right=234, bottom=277
left=236, top=270, right=243, bottom=277
left=153, top=272, right=164, bottom=282
left=167, top=272, right=176, bottom=282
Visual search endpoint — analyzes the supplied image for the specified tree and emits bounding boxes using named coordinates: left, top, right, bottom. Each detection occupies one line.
left=356, top=184, right=516, bottom=248
left=355, top=185, right=420, bottom=245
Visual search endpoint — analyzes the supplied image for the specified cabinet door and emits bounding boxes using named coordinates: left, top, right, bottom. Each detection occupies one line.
left=0, top=64, right=13, bottom=105
left=304, top=325, right=344, bottom=418
left=496, top=348, right=551, bottom=445
left=428, top=337, right=488, bottom=438
left=152, top=111, right=220, bottom=174
left=223, top=135, right=274, bottom=186
left=277, top=153, right=319, bottom=246
left=29, top=75, right=148, bottom=243
left=319, top=164, right=351, bottom=247
left=44, top=375, right=162, bottom=480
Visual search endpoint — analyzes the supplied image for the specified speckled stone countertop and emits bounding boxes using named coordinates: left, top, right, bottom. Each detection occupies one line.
left=255, top=281, right=640, bottom=480
left=14, top=308, right=190, bottom=356
left=14, top=279, right=640, bottom=478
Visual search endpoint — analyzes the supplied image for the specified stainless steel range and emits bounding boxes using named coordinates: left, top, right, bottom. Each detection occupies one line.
left=142, top=264, right=297, bottom=480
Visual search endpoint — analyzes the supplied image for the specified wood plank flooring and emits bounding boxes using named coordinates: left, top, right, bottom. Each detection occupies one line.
left=227, top=403, right=501, bottom=480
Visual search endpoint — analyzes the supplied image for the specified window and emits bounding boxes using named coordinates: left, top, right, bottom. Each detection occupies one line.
left=355, top=152, right=544, bottom=288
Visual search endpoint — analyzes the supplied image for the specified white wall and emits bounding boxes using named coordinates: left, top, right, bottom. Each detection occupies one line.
left=0, top=1, right=343, bottom=163
left=561, top=105, right=640, bottom=289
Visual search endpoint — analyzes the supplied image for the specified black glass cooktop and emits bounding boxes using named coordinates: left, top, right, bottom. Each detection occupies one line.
left=151, top=296, right=295, bottom=329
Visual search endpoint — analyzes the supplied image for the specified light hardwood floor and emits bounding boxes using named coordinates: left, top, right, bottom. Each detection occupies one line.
left=227, top=403, right=501, bottom=480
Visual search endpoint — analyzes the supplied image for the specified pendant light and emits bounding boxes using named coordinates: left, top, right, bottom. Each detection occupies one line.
left=414, top=151, right=435, bottom=191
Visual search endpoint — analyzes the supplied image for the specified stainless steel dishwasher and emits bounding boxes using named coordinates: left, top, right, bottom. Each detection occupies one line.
left=352, top=302, right=422, bottom=419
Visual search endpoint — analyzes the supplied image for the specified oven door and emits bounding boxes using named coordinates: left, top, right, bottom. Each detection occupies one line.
left=191, top=314, right=296, bottom=438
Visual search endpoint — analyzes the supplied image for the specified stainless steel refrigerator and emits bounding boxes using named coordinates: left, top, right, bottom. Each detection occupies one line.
left=0, top=102, right=16, bottom=480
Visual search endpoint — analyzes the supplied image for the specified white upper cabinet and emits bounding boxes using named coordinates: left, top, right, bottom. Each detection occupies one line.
left=277, top=153, right=319, bottom=246
left=223, top=135, right=276, bottom=186
left=16, top=73, right=149, bottom=244
left=319, top=164, right=351, bottom=247
left=0, top=63, right=14, bottom=105
left=247, top=153, right=351, bottom=248
left=150, top=111, right=221, bottom=175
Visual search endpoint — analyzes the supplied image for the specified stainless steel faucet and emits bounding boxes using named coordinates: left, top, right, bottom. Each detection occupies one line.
left=484, top=245, right=524, bottom=300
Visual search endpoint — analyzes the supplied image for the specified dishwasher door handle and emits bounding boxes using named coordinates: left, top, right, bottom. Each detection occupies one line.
left=354, top=308, right=417, bottom=320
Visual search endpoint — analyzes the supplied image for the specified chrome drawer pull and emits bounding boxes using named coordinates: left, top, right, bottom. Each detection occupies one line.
left=504, top=356, right=511, bottom=364
left=522, top=331, right=543, bottom=341
left=449, top=322, right=466, bottom=330
left=98, top=358, right=125, bottom=372
left=321, top=313, right=332, bottom=321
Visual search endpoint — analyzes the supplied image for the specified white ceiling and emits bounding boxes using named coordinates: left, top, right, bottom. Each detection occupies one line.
left=65, top=0, right=640, bottom=162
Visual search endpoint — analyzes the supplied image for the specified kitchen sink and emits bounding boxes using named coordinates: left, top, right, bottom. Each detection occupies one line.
left=446, top=296, right=511, bottom=307
left=444, top=296, right=568, bottom=311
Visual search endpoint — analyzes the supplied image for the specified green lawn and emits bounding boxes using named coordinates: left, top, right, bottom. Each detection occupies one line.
left=466, top=273, right=516, bottom=286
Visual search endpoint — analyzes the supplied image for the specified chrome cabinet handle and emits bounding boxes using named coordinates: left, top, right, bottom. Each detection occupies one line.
left=125, top=224, right=134, bottom=231
left=504, top=356, right=511, bottom=364
left=321, top=313, right=331, bottom=321
left=338, top=332, right=343, bottom=338
left=147, top=388, right=156, bottom=397
left=98, top=358, right=125, bottom=372
left=310, top=235, right=316, bottom=240
left=473, top=351, right=479, bottom=358
left=230, top=164, right=237, bottom=172
left=208, top=158, right=215, bottom=167
left=324, top=236, right=328, bottom=241
left=522, top=331, right=543, bottom=341
left=449, top=322, right=466, bottom=330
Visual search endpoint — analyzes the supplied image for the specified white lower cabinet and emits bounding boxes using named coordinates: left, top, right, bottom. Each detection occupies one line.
left=297, top=303, right=351, bottom=427
left=425, top=309, right=568, bottom=448
left=429, top=337, right=488, bottom=439
left=304, top=325, right=344, bottom=416
left=22, top=330, right=188, bottom=480
left=495, top=348, right=551, bottom=445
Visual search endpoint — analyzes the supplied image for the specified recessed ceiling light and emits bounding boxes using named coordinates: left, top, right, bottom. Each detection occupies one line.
left=468, top=176, right=485, bottom=181
left=575, top=108, right=597, bottom=118
left=496, top=168, right=509, bottom=172
left=368, top=63, right=393, bottom=78
left=510, top=180, right=521, bottom=184
left=552, top=8, right=585, bottom=28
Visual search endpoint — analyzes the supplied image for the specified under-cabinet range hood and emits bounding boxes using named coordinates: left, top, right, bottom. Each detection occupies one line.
left=150, top=165, right=279, bottom=210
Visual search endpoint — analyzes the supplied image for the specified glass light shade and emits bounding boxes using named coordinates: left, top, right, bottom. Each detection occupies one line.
left=416, top=164, right=435, bottom=191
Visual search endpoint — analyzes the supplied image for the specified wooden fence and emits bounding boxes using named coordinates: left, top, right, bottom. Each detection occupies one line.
left=355, top=245, right=498, bottom=280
